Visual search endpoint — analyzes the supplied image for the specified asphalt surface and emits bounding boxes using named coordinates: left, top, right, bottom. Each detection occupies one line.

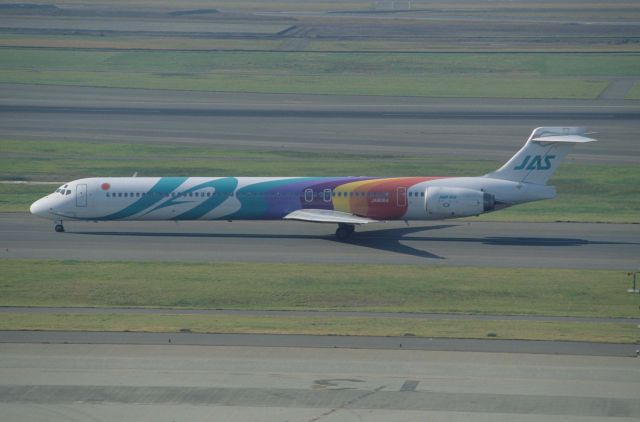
left=3, top=213, right=638, bottom=268
left=1, top=84, right=639, bottom=164
left=1, top=342, right=639, bottom=421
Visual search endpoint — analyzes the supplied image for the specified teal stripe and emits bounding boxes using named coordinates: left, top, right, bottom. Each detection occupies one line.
left=101, top=177, right=188, bottom=220
left=174, top=178, right=238, bottom=220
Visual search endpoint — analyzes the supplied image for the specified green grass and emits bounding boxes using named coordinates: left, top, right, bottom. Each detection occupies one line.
left=2, top=49, right=636, bottom=98
left=1, top=139, right=638, bottom=222
left=0, top=312, right=637, bottom=343
left=0, top=184, right=52, bottom=213
left=1, top=260, right=638, bottom=318
left=626, top=81, right=640, bottom=99
left=3, top=49, right=637, bottom=76
left=0, top=139, right=494, bottom=180
left=0, top=70, right=606, bottom=99
left=2, top=33, right=638, bottom=54
left=0, top=34, right=284, bottom=51
left=306, top=40, right=640, bottom=53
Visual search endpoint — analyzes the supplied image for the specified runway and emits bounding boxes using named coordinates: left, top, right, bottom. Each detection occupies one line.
left=1, top=341, right=639, bottom=421
left=1, top=84, right=639, bottom=164
left=3, top=213, right=639, bottom=268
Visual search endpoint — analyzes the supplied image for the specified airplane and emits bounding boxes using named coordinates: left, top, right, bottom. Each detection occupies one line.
left=30, top=127, right=596, bottom=240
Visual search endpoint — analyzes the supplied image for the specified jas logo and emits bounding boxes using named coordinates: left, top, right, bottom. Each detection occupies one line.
left=514, top=155, right=555, bottom=170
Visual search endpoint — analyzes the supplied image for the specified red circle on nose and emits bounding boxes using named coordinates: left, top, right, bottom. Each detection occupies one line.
left=101, top=183, right=110, bottom=191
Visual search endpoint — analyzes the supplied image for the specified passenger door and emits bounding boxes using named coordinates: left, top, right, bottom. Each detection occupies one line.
left=76, top=184, right=87, bottom=207
left=397, top=187, right=407, bottom=207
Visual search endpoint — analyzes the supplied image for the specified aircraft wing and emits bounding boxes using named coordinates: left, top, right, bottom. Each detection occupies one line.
left=283, top=209, right=380, bottom=225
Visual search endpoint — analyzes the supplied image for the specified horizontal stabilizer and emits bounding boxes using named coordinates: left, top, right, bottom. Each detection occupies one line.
left=531, top=134, right=597, bottom=144
left=283, top=209, right=379, bottom=225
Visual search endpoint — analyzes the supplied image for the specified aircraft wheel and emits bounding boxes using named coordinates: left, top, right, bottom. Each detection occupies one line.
left=335, top=227, right=349, bottom=240
left=335, top=224, right=355, bottom=240
left=54, top=224, right=65, bottom=233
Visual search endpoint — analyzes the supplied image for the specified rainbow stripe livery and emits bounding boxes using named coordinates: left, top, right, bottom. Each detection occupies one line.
left=31, top=128, right=596, bottom=239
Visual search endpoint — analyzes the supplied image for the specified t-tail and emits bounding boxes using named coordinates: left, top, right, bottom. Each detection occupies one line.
left=485, top=127, right=597, bottom=185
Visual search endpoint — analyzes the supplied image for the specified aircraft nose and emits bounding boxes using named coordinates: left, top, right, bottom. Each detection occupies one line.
left=30, top=197, right=51, bottom=218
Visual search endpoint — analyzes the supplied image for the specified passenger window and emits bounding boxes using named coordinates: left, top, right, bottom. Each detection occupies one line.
left=421, top=192, right=425, bottom=197
left=106, top=193, right=110, bottom=197
left=118, top=193, right=122, bottom=197
left=124, top=193, right=128, bottom=197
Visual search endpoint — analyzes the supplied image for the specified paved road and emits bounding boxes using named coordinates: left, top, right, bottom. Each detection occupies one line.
left=3, top=213, right=638, bottom=268
left=1, top=340, right=638, bottom=421
left=1, top=84, right=639, bottom=164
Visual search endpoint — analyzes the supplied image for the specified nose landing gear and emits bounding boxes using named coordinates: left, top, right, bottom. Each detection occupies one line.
left=335, top=223, right=355, bottom=240
left=54, top=220, right=65, bottom=232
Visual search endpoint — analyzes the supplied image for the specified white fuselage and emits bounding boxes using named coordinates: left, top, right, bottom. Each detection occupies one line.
left=30, top=176, right=555, bottom=222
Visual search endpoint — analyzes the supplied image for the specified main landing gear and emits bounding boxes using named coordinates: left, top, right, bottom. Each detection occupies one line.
left=54, top=220, right=65, bottom=233
left=335, top=223, right=355, bottom=240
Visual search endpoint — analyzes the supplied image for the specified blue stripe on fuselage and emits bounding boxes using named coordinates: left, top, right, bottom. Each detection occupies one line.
left=100, top=177, right=188, bottom=220
left=173, top=177, right=238, bottom=220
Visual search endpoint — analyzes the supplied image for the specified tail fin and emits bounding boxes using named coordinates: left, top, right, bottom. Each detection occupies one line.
left=485, top=127, right=597, bottom=185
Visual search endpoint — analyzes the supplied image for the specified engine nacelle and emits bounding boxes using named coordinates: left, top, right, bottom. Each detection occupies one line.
left=426, top=187, right=495, bottom=219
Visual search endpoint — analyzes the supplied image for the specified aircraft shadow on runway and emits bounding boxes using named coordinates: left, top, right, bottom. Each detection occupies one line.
left=69, top=223, right=635, bottom=260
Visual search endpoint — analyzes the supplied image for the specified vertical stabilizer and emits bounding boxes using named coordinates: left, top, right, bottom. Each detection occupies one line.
left=485, top=127, right=596, bottom=185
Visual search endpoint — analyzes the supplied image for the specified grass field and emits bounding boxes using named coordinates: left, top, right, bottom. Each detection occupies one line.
left=2, top=35, right=638, bottom=54
left=5, top=49, right=634, bottom=77
left=0, top=35, right=284, bottom=52
left=1, top=259, right=638, bottom=343
left=626, top=81, right=640, bottom=99
left=45, top=0, right=640, bottom=16
left=1, top=260, right=637, bottom=317
left=3, top=49, right=637, bottom=98
left=0, top=313, right=637, bottom=343
left=2, top=139, right=638, bottom=222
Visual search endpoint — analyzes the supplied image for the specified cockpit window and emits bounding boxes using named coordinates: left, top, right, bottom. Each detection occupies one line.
left=53, top=186, right=73, bottom=195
